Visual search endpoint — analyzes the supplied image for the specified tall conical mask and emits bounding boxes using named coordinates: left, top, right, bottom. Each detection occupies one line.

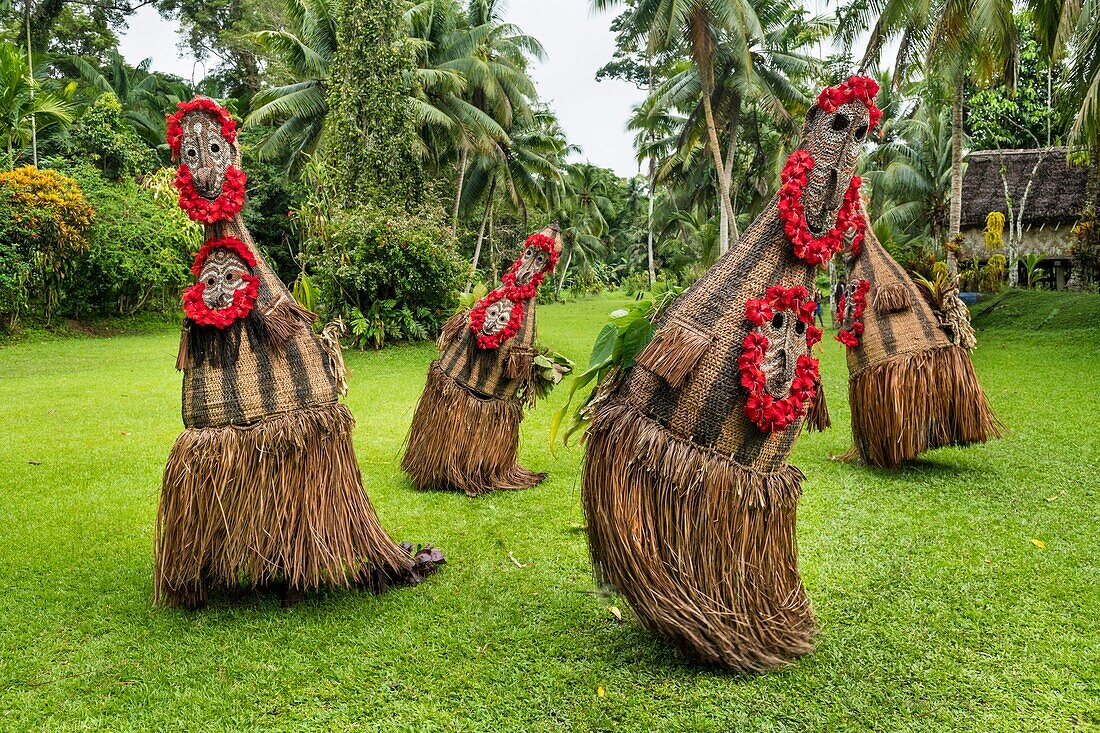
left=155, top=97, right=441, bottom=608
left=403, top=227, right=564, bottom=496
left=837, top=207, right=1001, bottom=467
left=582, top=77, right=882, bottom=672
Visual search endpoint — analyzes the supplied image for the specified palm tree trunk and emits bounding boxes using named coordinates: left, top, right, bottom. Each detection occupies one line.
left=722, top=95, right=742, bottom=248
left=647, top=156, right=656, bottom=287
left=646, top=62, right=656, bottom=287
left=489, top=199, right=498, bottom=283
left=556, top=248, right=573, bottom=298
left=466, top=178, right=496, bottom=292
left=452, top=145, right=468, bottom=230
left=948, top=83, right=964, bottom=275
left=24, top=0, right=36, bottom=167
left=701, top=88, right=736, bottom=257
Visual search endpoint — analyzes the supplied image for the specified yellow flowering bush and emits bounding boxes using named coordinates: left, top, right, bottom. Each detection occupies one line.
left=0, top=166, right=94, bottom=322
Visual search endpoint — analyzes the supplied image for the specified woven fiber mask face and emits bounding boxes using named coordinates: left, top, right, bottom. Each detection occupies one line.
left=512, top=244, right=552, bottom=286
left=182, top=237, right=259, bottom=328
left=779, top=76, right=881, bottom=268
left=179, top=114, right=233, bottom=198
left=761, top=311, right=809, bottom=397
left=167, top=98, right=247, bottom=224
left=739, top=285, right=822, bottom=433
left=481, top=296, right=516, bottom=336
left=799, top=102, right=870, bottom=235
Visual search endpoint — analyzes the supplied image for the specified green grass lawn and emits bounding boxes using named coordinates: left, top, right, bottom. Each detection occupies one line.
left=1, top=292, right=1097, bottom=732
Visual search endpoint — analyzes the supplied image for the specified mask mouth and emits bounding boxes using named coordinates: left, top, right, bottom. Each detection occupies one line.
left=513, top=267, right=535, bottom=286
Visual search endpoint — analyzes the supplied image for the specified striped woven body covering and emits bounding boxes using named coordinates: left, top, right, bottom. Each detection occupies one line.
left=843, top=223, right=951, bottom=376
left=181, top=218, right=339, bottom=429
left=618, top=203, right=815, bottom=471
left=436, top=300, right=537, bottom=401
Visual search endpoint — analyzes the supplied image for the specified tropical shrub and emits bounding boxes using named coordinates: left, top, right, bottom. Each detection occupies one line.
left=60, top=164, right=200, bottom=316
left=0, top=166, right=94, bottom=323
left=63, top=93, right=156, bottom=181
left=310, top=203, right=465, bottom=348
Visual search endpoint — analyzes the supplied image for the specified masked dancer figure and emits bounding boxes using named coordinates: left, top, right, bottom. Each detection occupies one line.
left=582, top=78, right=882, bottom=671
left=403, top=228, right=562, bottom=497
left=836, top=206, right=1001, bottom=468
left=156, top=98, right=441, bottom=608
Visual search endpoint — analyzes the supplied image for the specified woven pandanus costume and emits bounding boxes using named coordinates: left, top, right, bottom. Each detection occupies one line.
left=582, top=77, right=883, bottom=672
left=156, top=97, right=439, bottom=608
left=836, top=209, right=1001, bottom=468
left=403, top=228, right=562, bottom=497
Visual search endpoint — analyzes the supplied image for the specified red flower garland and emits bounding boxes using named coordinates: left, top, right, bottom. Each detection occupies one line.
left=738, top=285, right=822, bottom=433
left=182, top=237, right=260, bottom=328
left=174, top=164, right=247, bottom=223
left=468, top=288, right=526, bottom=350
left=836, top=278, right=871, bottom=348
left=166, top=98, right=238, bottom=160
left=468, top=232, right=560, bottom=349
left=778, top=150, right=865, bottom=268
left=816, top=75, right=883, bottom=131
left=189, top=236, right=257, bottom=276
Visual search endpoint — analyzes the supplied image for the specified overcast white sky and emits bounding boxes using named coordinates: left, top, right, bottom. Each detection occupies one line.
left=117, top=0, right=842, bottom=177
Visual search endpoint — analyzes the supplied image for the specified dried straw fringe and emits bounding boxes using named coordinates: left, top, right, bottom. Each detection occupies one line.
left=505, top=347, right=534, bottom=381
left=438, top=311, right=468, bottom=349
left=583, top=402, right=817, bottom=672
left=635, top=320, right=712, bottom=388
left=873, top=281, right=911, bottom=313
left=843, top=344, right=1002, bottom=468
left=156, top=402, right=419, bottom=608
left=263, top=296, right=317, bottom=346
left=402, top=362, right=544, bottom=497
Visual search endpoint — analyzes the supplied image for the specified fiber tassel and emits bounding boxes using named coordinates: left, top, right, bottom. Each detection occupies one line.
left=319, top=319, right=350, bottom=397
left=806, top=378, right=830, bottom=432
left=505, top=347, right=534, bottom=381
left=634, top=319, right=712, bottom=387
left=438, top=311, right=468, bottom=349
left=175, top=323, right=192, bottom=372
left=872, top=281, right=911, bottom=313
left=262, top=296, right=317, bottom=347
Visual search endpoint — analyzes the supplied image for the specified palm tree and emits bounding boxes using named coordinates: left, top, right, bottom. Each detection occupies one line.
left=0, top=42, right=73, bottom=165
left=554, top=164, right=616, bottom=296
left=844, top=0, right=1019, bottom=272
left=67, top=51, right=171, bottom=148
left=1062, top=0, right=1099, bottom=152
left=245, top=0, right=338, bottom=172
left=461, top=108, right=571, bottom=286
left=869, top=103, right=953, bottom=252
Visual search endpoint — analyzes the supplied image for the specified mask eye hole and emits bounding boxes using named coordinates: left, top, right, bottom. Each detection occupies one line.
left=225, top=273, right=234, bottom=282
left=795, top=320, right=807, bottom=336
left=832, top=113, right=850, bottom=132
left=187, top=148, right=197, bottom=157
left=771, top=312, right=784, bottom=330
left=211, top=143, right=220, bottom=153
left=206, top=277, right=215, bottom=286
left=855, top=123, right=868, bottom=141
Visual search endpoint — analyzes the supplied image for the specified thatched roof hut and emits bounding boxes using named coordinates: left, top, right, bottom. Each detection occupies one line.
left=961, top=148, right=1089, bottom=228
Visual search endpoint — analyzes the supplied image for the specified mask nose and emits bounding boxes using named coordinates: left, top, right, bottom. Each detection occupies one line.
left=765, top=349, right=789, bottom=396
left=192, top=167, right=221, bottom=198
